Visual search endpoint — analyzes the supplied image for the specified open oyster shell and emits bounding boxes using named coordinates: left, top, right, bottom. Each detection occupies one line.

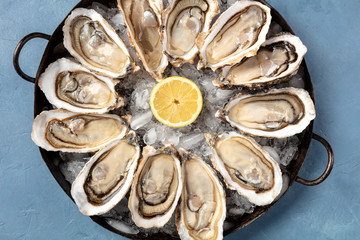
left=205, top=132, right=282, bottom=206
left=38, top=58, right=123, bottom=114
left=216, top=87, right=316, bottom=138
left=63, top=8, right=137, bottom=78
left=71, top=131, right=140, bottom=216
left=162, top=0, right=219, bottom=67
left=177, top=148, right=225, bottom=240
left=118, top=0, right=168, bottom=80
left=128, top=144, right=182, bottom=228
left=214, top=33, right=307, bottom=89
left=197, top=0, right=271, bottom=70
left=31, top=109, right=128, bottom=152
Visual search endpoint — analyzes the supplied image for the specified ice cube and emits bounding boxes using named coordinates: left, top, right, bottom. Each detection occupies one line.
left=288, top=74, right=305, bottom=89
left=280, top=145, right=298, bottom=166
left=143, top=128, right=157, bottom=145
left=132, top=88, right=150, bottom=110
left=130, top=111, right=153, bottom=130
left=162, top=130, right=182, bottom=146
left=110, top=12, right=124, bottom=29
left=263, top=146, right=281, bottom=164
left=179, top=130, right=204, bottom=150
left=106, top=219, right=140, bottom=235
left=215, top=88, right=235, bottom=102
left=59, top=160, right=87, bottom=184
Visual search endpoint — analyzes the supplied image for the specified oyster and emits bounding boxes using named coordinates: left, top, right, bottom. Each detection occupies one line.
left=216, top=87, right=316, bottom=138
left=214, top=33, right=307, bottom=89
left=177, top=148, right=225, bottom=240
left=128, top=144, right=182, bottom=228
left=31, top=109, right=128, bottom=152
left=63, top=8, right=137, bottom=78
left=118, top=0, right=168, bottom=80
left=71, top=131, right=140, bottom=216
left=205, top=132, right=282, bottom=206
left=38, top=58, right=123, bottom=114
left=197, top=0, right=271, bottom=70
left=162, top=0, right=219, bottom=67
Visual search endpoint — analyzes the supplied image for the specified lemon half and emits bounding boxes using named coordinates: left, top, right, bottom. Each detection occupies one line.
left=150, top=76, right=203, bottom=128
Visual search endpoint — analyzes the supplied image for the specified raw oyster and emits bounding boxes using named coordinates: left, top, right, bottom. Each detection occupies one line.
left=31, top=109, right=128, bottom=152
left=205, top=132, right=282, bottom=206
left=162, top=0, right=219, bottom=67
left=197, top=0, right=271, bottom=70
left=118, top=0, right=168, bottom=80
left=38, top=58, right=123, bottom=114
left=128, top=144, right=182, bottom=228
left=71, top=131, right=140, bottom=216
left=177, top=148, right=225, bottom=240
left=214, top=33, right=307, bottom=89
left=63, top=8, right=137, bottom=78
left=216, top=87, right=316, bottom=138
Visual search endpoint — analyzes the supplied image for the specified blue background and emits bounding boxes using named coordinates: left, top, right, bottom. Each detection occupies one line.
left=1, top=0, right=359, bottom=239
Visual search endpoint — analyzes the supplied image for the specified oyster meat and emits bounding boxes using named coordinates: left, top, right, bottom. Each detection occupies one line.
left=177, top=148, right=225, bottom=240
left=162, top=0, right=219, bottom=66
left=118, top=0, right=168, bottom=80
left=63, top=8, right=136, bottom=78
left=38, top=58, right=122, bottom=114
left=71, top=131, right=140, bottom=216
left=128, top=144, right=182, bottom=228
left=214, top=33, right=307, bottom=89
left=197, top=0, right=271, bottom=70
left=216, top=87, right=316, bottom=138
left=205, top=132, right=282, bottom=206
left=31, top=109, right=128, bottom=152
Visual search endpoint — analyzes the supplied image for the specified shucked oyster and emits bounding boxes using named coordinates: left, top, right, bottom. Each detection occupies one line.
left=205, top=132, right=282, bottom=206
left=177, top=148, right=225, bottom=240
left=216, top=87, right=316, bottom=138
left=31, top=109, right=128, bottom=152
left=118, top=0, right=168, bottom=80
left=214, top=33, right=307, bottom=89
left=63, top=8, right=137, bottom=78
left=128, top=144, right=182, bottom=228
left=162, top=0, right=219, bottom=67
left=38, top=58, right=123, bottom=114
left=197, top=0, right=271, bottom=70
left=71, top=131, right=140, bottom=216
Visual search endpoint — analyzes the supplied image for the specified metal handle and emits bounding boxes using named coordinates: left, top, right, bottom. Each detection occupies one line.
left=296, top=133, right=334, bottom=186
left=13, top=32, right=50, bottom=83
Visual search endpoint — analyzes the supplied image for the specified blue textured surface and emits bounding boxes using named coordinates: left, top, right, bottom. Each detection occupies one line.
left=1, top=0, right=359, bottom=239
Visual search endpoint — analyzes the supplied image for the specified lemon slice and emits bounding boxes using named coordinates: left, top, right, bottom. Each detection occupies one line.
left=150, top=76, right=203, bottom=128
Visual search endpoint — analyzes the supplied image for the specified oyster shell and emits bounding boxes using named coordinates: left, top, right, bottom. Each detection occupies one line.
left=31, top=109, right=128, bottom=152
left=205, top=132, right=282, bottom=206
left=38, top=58, right=123, bottom=114
left=197, top=0, right=271, bottom=70
left=162, top=0, right=219, bottom=67
left=214, top=33, right=307, bottom=89
left=216, top=87, right=316, bottom=138
left=63, top=8, right=137, bottom=78
left=118, top=0, right=168, bottom=80
left=128, top=144, right=182, bottom=228
left=71, top=131, right=140, bottom=216
left=177, top=148, right=225, bottom=240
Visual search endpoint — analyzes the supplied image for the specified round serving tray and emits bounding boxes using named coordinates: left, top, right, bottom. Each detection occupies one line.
left=14, top=0, right=334, bottom=239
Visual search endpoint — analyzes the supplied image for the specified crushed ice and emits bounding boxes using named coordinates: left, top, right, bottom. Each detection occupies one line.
left=57, top=2, right=308, bottom=237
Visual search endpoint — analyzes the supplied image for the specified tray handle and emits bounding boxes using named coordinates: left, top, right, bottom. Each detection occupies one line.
left=13, top=32, right=50, bottom=83
left=295, top=133, right=334, bottom=186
